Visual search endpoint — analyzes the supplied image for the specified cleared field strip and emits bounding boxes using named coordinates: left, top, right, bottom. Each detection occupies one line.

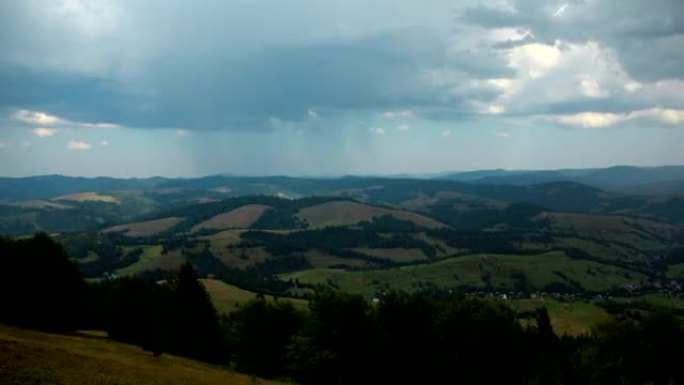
left=54, top=192, right=120, bottom=204
left=103, top=217, right=185, bottom=237
left=191, top=204, right=271, bottom=232
left=116, top=246, right=183, bottom=275
left=297, top=201, right=447, bottom=229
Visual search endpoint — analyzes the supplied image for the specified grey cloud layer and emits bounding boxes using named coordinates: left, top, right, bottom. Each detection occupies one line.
left=1, top=0, right=683, bottom=131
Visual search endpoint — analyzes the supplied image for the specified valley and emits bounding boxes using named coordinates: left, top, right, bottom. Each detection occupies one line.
left=1, top=167, right=682, bottom=320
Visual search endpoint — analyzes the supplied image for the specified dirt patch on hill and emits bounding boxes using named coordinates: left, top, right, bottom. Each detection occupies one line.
left=192, top=204, right=271, bottom=232
left=103, top=217, right=185, bottom=237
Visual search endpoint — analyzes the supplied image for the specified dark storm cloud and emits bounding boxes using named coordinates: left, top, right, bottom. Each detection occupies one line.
left=138, top=34, right=436, bottom=130
left=0, top=29, right=510, bottom=130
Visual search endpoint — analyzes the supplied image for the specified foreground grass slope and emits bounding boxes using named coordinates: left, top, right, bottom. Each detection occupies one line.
left=0, top=324, right=284, bottom=385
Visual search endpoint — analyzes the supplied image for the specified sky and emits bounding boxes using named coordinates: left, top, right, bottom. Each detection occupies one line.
left=1, top=0, right=683, bottom=177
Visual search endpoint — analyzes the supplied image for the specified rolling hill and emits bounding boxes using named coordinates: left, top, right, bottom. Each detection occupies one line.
left=296, top=200, right=447, bottom=229
left=1, top=169, right=683, bottom=235
left=0, top=171, right=682, bottom=309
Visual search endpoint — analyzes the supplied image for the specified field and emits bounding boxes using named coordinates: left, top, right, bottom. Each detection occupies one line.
left=0, top=324, right=284, bottom=385
left=668, top=263, right=684, bottom=279
left=304, top=249, right=370, bottom=268
left=352, top=247, right=429, bottom=263
left=191, top=204, right=271, bottom=232
left=200, top=279, right=308, bottom=314
left=116, top=245, right=184, bottom=275
left=283, top=251, right=648, bottom=296
left=54, top=192, right=120, bottom=204
left=534, top=211, right=676, bottom=249
left=513, top=298, right=610, bottom=336
left=552, top=236, right=646, bottom=264
left=9, top=200, right=73, bottom=210
left=297, top=201, right=447, bottom=229
left=610, top=293, right=684, bottom=311
left=103, top=217, right=185, bottom=237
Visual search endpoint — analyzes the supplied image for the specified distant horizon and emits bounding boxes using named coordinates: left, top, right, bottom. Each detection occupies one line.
left=2, top=163, right=684, bottom=180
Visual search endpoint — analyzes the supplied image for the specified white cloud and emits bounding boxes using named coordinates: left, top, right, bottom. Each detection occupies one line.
left=31, top=127, right=59, bottom=137
left=486, top=28, right=531, bottom=43
left=368, top=127, right=386, bottom=135
left=468, top=100, right=507, bottom=115
left=440, top=129, right=452, bottom=138
left=495, top=40, right=651, bottom=114
left=80, top=122, right=119, bottom=129
left=307, top=109, right=319, bottom=120
left=396, top=124, right=410, bottom=131
left=67, top=140, right=92, bottom=150
left=497, top=132, right=511, bottom=138
left=101, top=140, right=110, bottom=146
left=382, top=110, right=414, bottom=119
left=508, top=43, right=562, bottom=79
left=174, top=129, right=189, bottom=137
left=482, top=104, right=506, bottom=115
left=11, top=109, right=119, bottom=129
left=553, top=112, right=625, bottom=128
left=578, top=77, right=608, bottom=98
left=0, top=141, right=9, bottom=149
left=488, top=78, right=517, bottom=98
left=552, top=108, right=684, bottom=128
left=552, top=4, right=569, bottom=17
left=624, top=81, right=642, bottom=93
left=629, top=108, right=684, bottom=124
left=13, top=110, right=63, bottom=125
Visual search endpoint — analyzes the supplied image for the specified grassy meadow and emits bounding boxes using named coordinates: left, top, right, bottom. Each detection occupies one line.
left=0, top=324, right=285, bottom=385
left=283, top=251, right=648, bottom=296
left=200, top=278, right=308, bottom=314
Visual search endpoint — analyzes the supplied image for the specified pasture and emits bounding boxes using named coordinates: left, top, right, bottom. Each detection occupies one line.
left=0, top=324, right=284, bottom=385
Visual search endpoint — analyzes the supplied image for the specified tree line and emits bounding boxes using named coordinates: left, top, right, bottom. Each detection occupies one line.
left=1, top=233, right=683, bottom=385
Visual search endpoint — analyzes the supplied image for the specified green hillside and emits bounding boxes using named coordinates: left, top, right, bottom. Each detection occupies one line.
left=283, top=251, right=648, bottom=296
left=0, top=324, right=284, bottom=385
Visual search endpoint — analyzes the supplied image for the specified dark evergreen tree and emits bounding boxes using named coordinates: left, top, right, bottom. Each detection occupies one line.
left=375, top=291, right=437, bottom=384
left=166, top=261, right=225, bottom=363
left=288, top=290, right=379, bottom=385
left=0, top=232, right=86, bottom=332
left=433, top=297, right=531, bottom=385
left=102, top=277, right=170, bottom=356
left=531, top=306, right=575, bottom=385
left=590, top=309, right=684, bottom=385
left=229, top=296, right=301, bottom=378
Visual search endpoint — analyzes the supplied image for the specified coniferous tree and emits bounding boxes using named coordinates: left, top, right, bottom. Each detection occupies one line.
left=229, top=296, right=301, bottom=378
left=376, top=291, right=436, bottom=385
left=167, top=261, right=225, bottom=363
left=288, top=290, right=379, bottom=385
left=0, top=232, right=85, bottom=332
